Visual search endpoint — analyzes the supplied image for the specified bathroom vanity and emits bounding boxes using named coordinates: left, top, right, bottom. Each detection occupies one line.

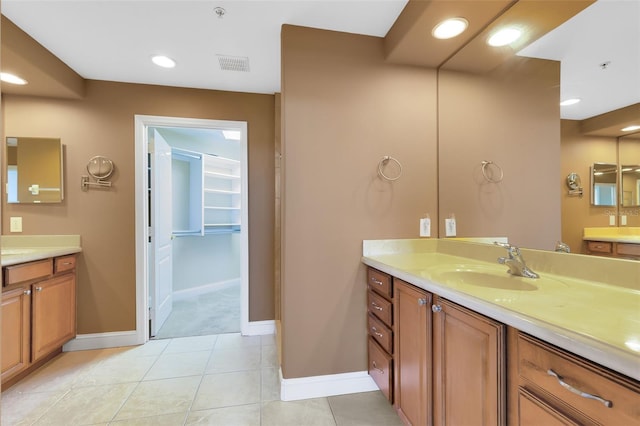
left=363, top=239, right=640, bottom=426
left=583, top=227, right=640, bottom=260
left=1, top=236, right=81, bottom=388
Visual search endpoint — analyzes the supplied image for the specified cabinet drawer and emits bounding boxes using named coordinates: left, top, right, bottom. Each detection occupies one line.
left=367, top=268, right=392, bottom=299
left=367, top=290, right=392, bottom=327
left=54, top=255, right=76, bottom=274
left=586, top=241, right=612, bottom=254
left=368, top=337, right=393, bottom=402
left=4, top=259, right=53, bottom=286
left=616, top=243, right=640, bottom=257
left=518, top=333, right=640, bottom=425
left=367, top=313, right=393, bottom=354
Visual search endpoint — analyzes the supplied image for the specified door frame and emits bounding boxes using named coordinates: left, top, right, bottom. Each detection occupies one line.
left=134, top=114, right=249, bottom=344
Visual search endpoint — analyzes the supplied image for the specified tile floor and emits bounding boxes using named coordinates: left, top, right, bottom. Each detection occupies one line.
left=1, top=333, right=403, bottom=426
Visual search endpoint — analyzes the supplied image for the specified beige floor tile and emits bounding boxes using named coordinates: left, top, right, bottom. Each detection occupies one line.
left=113, top=376, right=201, bottom=420
left=261, top=345, right=279, bottom=368
left=191, top=370, right=261, bottom=411
left=185, top=404, right=261, bottom=426
left=33, top=382, right=137, bottom=425
left=205, top=346, right=261, bottom=374
left=214, top=333, right=261, bottom=350
left=162, top=334, right=218, bottom=354
left=109, top=411, right=188, bottom=425
left=143, top=350, right=210, bottom=380
left=261, top=367, right=281, bottom=402
left=73, top=355, right=157, bottom=387
left=261, top=334, right=277, bottom=347
left=111, top=339, right=170, bottom=358
left=1, top=389, right=67, bottom=426
left=261, top=398, right=337, bottom=426
left=328, top=391, right=403, bottom=426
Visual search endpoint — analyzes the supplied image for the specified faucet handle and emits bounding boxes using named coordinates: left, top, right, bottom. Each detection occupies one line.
left=493, top=241, right=511, bottom=249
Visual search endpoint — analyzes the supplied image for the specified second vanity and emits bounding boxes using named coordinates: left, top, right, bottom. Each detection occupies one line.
left=583, top=227, right=640, bottom=260
left=1, top=235, right=82, bottom=388
left=362, top=239, right=640, bottom=426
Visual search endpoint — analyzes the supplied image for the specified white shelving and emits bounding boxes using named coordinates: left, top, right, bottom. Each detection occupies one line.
left=171, top=148, right=241, bottom=236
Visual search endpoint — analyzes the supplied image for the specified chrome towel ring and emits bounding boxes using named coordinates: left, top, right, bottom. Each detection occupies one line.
left=481, top=160, right=503, bottom=183
left=378, top=156, right=402, bottom=181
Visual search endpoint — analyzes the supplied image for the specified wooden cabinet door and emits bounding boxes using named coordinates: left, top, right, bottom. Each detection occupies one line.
left=394, top=279, right=431, bottom=426
left=1, top=287, right=31, bottom=381
left=31, top=273, right=76, bottom=362
left=432, top=296, right=505, bottom=426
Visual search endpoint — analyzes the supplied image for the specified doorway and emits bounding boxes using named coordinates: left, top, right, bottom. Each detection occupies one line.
left=134, top=115, right=249, bottom=344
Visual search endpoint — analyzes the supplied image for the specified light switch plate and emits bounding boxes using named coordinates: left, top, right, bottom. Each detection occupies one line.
left=10, top=217, right=22, bottom=232
left=609, top=215, right=616, bottom=226
left=621, top=215, right=627, bottom=226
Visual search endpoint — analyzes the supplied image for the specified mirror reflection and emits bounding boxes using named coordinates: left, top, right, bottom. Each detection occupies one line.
left=6, top=136, right=64, bottom=203
left=591, top=163, right=617, bottom=206
left=619, top=132, right=640, bottom=207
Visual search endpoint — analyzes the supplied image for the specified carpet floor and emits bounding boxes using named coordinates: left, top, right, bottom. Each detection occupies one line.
left=154, top=283, right=240, bottom=339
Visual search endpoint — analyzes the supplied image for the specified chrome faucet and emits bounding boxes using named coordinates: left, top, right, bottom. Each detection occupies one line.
left=494, top=242, right=539, bottom=279
left=555, top=241, right=570, bottom=253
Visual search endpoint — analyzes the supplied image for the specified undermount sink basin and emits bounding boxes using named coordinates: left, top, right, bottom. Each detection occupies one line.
left=432, top=266, right=566, bottom=291
left=1, top=248, right=38, bottom=256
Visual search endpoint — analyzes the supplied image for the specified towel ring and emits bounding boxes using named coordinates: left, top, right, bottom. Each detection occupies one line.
left=481, top=160, right=503, bottom=183
left=378, top=156, right=402, bottom=181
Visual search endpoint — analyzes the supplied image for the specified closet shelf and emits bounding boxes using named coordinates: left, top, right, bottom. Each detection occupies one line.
left=205, top=171, right=240, bottom=180
left=204, top=188, right=241, bottom=195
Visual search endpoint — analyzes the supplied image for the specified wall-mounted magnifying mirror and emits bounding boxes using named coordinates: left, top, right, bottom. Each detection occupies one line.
left=81, top=155, right=114, bottom=190
left=591, top=163, right=617, bottom=206
left=566, top=172, right=583, bottom=197
left=6, top=136, right=64, bottom=203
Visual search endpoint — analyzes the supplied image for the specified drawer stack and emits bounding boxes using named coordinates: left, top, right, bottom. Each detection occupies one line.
left=366, top=267, right=394, bottom=402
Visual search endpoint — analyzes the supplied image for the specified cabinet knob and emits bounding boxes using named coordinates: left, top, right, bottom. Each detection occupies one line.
left=431, top=304, right=442, bottom=313
left=24, top=289, right=32, bottom=296
left=418, top=298, right=428, bottom=306
left=35, top=286, right=43, bottom=292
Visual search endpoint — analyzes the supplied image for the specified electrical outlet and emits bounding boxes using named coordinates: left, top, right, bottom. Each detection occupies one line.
left=10, top=217, right=22, bottom=233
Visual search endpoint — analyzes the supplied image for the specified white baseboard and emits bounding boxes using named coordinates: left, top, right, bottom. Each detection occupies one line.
left=242, top=320, right=276, bottom=336
left=280, top=369, right=379, bottom=401
left=63, top=330, right=140, bottom=352
left=173, top=278, right=240, bottom=301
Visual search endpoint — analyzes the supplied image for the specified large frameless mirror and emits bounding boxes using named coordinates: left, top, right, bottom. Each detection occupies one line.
left=6, top=136, right=64, bottom=203
left=590, top=163, right=617, bottom=206
left=619, top=132, right=640, bottom=207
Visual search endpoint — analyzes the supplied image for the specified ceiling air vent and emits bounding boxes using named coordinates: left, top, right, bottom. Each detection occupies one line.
left=217, top=55, right=250, bottom=72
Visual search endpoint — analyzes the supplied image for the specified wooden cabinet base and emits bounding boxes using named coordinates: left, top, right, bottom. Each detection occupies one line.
left=1, top=349, right=62, bottom=391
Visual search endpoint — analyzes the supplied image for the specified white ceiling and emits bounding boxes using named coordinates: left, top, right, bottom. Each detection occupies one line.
left=2, top=0, right=639, bottom=121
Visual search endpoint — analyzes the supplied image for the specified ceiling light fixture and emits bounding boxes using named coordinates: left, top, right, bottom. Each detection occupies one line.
left=0, top=72, right=28, bottom=85
left=151, top=55, right=176, bottom=68
left=621, top=125, right=640, bottom=132
left=432, top=18, right=469, bottom=39
left=213, top=7, right=226, bottom=18
left=560, top=98, right=581, bottom=106
left=487, top=28, right=522, bottom=47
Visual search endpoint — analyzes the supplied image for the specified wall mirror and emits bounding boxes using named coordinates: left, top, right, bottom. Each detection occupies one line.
left=590, top=163, right=617, bottom=206
left=6, top=136, right=64, bottom=203
left=619, top=132, right=640, bottom=207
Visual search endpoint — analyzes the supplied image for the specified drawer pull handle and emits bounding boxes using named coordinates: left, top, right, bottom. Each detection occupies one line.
left=547, top=369, right=612, bottom=408
left=23, top=290, right=31, bottom=296
left=62, top=262, right=73, bottom=265
left=371, top=302, right=383, bottom=311
left=372, top=361, right=385, bottom=374
left=371, top=278, right=384, bottom=286
left=371, top=326, right=384, bottom=338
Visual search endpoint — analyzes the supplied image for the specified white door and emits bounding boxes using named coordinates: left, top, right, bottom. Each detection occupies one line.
left=149, top=128, right=173, bottom=336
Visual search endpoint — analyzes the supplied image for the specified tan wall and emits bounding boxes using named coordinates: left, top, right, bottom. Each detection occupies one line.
left=281, top=25, right=438, bottom=379
left=2, top=80, right=275, bottom=333
left=560, top=120, right=617, bottom=253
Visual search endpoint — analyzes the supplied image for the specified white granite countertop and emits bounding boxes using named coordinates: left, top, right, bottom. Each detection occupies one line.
left=1, top=235, right=82, bottom=267
left=362, top=239, right=640, bottom=382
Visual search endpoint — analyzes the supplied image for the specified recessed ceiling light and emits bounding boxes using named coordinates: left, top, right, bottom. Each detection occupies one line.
left=151, top=55, right=176, bottom=68
left=432, top=18, right=469, bottom=39
left=621, top=125, right=640, bottom=132
left=0, top=72, right=28, bottom=85
left=487, top=28, right=522, bottom=47
left=560, top=98, right=581, bottom=106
